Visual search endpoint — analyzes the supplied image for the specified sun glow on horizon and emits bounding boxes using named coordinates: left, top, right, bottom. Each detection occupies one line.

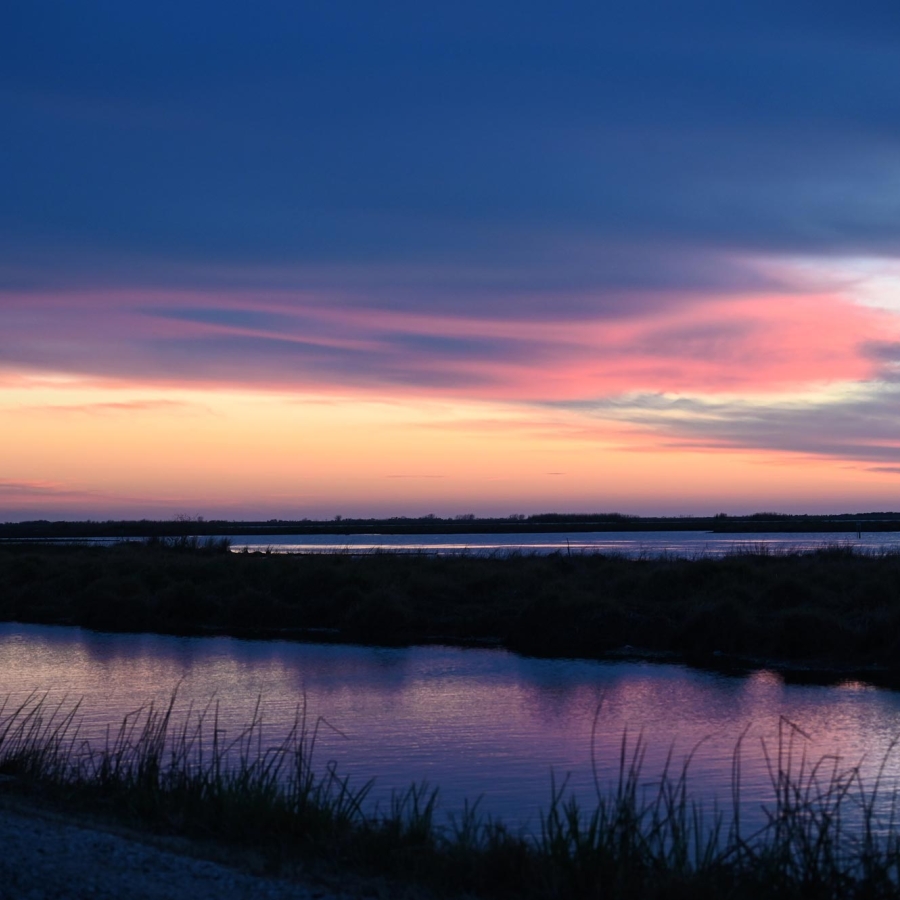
left=5, top=251, right=900, bottom=521
left=4, top=365, right=900, bottom=521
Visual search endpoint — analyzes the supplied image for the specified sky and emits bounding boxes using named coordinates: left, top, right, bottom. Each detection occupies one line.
left=3, top=1, right=900, bottom=520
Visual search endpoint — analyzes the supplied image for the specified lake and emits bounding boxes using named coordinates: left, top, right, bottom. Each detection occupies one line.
left=224, top=529, right=900, bottom=556
left=3, top=622, right=900, bottom=835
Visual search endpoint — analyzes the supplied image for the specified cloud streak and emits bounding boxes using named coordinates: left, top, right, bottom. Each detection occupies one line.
left=4, top=2, right=900, bottom=515
left=0, top=480, right=79, bottom=498
left=1, top=279, right=892, bottom=401
left=552, top=384, right=900, bottom=468
left=10, top=399, right=200, bottom=416
left=4, top=4, right=900, bottom=282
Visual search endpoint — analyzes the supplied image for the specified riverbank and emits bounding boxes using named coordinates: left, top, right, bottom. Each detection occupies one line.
left=1, top=541, right=899, bottom=682
left=0, top=790, right=383, bottom=900
left=1, top=693, right=899, bottom=900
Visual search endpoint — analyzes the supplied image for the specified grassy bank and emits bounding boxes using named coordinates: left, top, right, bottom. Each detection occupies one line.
left=2, top=541, right=900, bottom=678
left=2, top=693, right=900, bottom=899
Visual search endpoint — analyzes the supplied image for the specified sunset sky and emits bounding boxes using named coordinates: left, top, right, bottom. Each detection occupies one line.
left=4, top=1, right=900, bottom=520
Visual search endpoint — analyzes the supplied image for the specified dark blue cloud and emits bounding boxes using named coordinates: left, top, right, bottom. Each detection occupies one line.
left=382, top=331, right=569, bottom=364
left=3, top=0, right=900, bottom=295
left=145, top=333, right=502, bottom=389
left=146, top=307, right=298, bottom=332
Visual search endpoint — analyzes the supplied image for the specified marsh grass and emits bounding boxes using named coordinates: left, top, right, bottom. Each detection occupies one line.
left=5, top=541, right=900, bottom=674
left=142, top=534, right=233, bottom=554
left=1, top=695, right=900, bottom=898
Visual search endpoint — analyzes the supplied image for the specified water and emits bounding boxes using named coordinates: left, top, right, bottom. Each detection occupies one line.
left=13, top=529, right=900, bottom=557
left=226, top=530, right=900, bottom=556
left=3, top=623, right=900, bottom=835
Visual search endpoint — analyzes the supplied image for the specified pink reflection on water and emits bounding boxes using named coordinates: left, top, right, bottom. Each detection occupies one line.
left=3, top=624, right=900, bottom=833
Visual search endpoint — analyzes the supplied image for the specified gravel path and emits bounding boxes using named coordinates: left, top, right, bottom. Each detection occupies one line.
left=0, top=795, right=407, bottom=900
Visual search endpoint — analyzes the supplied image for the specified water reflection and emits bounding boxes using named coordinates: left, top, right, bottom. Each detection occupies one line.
left=3, top=623, right=900, bottom=832
left=227, top=530, right=900, bottom=557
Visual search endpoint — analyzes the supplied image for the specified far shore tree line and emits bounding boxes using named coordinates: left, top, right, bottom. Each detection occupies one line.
left=3, top=510, right=900, bottom=538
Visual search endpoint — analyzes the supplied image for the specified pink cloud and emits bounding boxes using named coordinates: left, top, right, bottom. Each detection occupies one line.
left=0, top=480, right=111, bottom=519
left=11, top=399, right=200, bottom=416
left=0, top=284, right=895, bottom=405
left=526, top=293, right=888, bottom=399
left=0, top=479, right=77, bottom=497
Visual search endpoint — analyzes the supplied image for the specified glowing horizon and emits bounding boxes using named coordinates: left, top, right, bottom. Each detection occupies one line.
left=5, top=3, right=900, bottom=521
left=5, top=259, right=900, bottom=521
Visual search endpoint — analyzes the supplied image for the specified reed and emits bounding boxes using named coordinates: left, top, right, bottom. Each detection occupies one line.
left=142, top=534, right=233, bottom=553
left=1, top=694, right=900, bottom=897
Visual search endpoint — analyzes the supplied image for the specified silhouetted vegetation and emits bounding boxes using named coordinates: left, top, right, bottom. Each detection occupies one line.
left=3, top=694, right=900, bottom=899
left=3, top=542, right=900, bottom=681
left=4, top=511, right=900, bottom=538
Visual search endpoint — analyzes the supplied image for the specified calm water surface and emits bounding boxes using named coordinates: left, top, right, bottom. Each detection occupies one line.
left=3, top=623, right=900, bottom=833
left=226, top=530, right=900, bottom=556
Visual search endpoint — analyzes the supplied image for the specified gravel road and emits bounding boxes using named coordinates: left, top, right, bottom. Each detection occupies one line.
left=0, top=794, right=421, bottom=900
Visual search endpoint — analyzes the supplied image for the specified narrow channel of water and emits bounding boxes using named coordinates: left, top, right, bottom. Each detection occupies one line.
left=225, top=530, right=900, bottom=556
left=2, top=623, right=900, bottom=834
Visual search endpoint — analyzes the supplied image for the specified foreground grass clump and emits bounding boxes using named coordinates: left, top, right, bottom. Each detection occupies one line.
left=2, top=542, right=900, bottom=674
left=2, top=695, right=900, bottom=899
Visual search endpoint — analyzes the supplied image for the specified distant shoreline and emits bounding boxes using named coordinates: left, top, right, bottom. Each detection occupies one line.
left=3, top=540, right=900, bottom=687
left=3, top=511, right=900, bottom=538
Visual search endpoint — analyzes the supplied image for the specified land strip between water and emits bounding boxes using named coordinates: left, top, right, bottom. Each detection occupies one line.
left=1, top=541, right=899, bottom=683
